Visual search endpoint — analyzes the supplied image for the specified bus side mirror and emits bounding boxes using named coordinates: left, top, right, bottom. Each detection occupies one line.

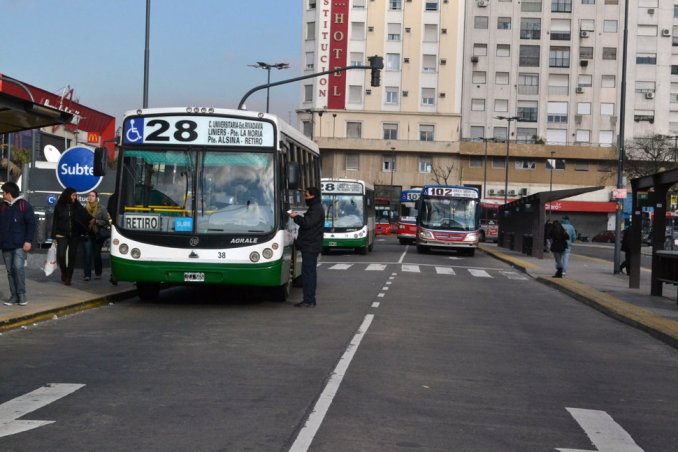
left=93, top=147, right=107, bottom=177
left=287, top=162, right=300, bottom=190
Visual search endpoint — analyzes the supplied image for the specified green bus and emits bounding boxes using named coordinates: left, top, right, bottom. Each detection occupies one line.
left=321, top=178, right=375, bottom=254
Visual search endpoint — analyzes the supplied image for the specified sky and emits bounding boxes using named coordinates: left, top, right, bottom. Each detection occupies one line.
left=0, top=0, right=303, bottom=125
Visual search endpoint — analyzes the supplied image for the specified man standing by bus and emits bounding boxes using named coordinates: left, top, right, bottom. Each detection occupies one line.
left=289, top=187, right=324, bottom=307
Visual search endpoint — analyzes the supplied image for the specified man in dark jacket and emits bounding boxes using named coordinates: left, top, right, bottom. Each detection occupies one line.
left=0, top=182, right=36, bottom=306
left=289, top=186, right=324, bottom=307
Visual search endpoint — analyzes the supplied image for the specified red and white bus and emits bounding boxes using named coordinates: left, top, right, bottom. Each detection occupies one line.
left=479, top=201, right=501, bottom=242
left=397, top=188, right=421, bottom=244
left=416, top=185, right=481, bottom=256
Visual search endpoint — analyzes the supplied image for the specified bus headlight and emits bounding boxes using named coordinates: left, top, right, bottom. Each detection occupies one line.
left=131, top=248, right=141, bottom=259
left=119, top=243, right=129, bottom=254
left=262, top=248, right=273, bottom=259
left=464, top=233, right=479, bottom=242
left=418, top=229, right=434, bottom=240
left=249, top=252, right=260, bottom=262
left=272, top=243, right=279, bottom=250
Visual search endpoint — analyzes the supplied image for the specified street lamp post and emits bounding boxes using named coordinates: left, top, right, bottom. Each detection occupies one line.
left=248, top=62, right=290, bottom=113
left=548, top=150, right=555, bottom=220
left=478, top=137, right=496, bottom=199
left=495, top=116, right=520, bottom=204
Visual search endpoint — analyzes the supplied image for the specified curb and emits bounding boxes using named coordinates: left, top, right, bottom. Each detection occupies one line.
left=0, top=288, right=138, bottom=332
left=479, top=245, right=678, bottom=350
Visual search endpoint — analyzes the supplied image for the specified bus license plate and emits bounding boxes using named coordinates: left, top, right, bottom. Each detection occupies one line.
left=328, top=241, right=337, bottom=247
left=184, top=272, right=205, bottom=282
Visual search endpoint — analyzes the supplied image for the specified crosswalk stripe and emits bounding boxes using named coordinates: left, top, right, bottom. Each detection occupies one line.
left=468, top=269, right=492, bottom=278
left=500, top=271, right=528, bottom=280
left=401, top=264, right=420, bottom=273
left=329, top=264, right=353, bottom=270
left=366, top=264, right=387, bottom=271
left=435, top=267, right=456, bottom=275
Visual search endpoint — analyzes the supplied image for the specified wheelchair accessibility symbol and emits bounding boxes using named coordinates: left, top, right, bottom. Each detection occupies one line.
left=124, top=119, right=144, bottom=144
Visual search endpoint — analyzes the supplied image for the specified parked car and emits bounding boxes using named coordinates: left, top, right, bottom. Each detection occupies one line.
left=592, top=230, right=615, bottom=243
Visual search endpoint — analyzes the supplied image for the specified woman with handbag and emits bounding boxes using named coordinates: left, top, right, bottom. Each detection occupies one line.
left=51, top=187, right=94, bottom=286
left=82, top=190, right=111, bottom=281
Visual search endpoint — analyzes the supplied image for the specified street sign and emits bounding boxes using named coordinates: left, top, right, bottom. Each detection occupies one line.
left=613, top=188, right=627, bottom=199
left=55, top=146, right=103, bottom=194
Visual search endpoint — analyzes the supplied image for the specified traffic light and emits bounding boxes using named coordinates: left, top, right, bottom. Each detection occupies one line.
left=368, top=55, right=383, bottom=87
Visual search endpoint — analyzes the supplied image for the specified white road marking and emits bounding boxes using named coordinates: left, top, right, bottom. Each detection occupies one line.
left=468, top=269, right=492, bottom=278
left=446, top=256, right=464, bottom=260
left=371, top=302, right=380, bottom=308
left=365, top=264, right=387, bottom=271
left=500, top=271, right=528, bottom=280
left=435, top=267, right=456, bottom=275
left=289, top=315, right=374, bottom=452
left=381, top=286, right=389, bottom=291
left=557, top=407, right=643, bottom=452
left=377, top=293, right=385, bottom=298
left=328, top=264, right=352, bottom=270
left=386, top=281, right=392, bottom=285
left=401, top=264, right=420, bottom=273
left=398, top=247, right=408, bottom=263
left=0, top=383, right=85, bottom=438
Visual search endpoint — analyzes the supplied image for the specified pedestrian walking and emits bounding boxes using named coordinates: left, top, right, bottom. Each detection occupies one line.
left=544, top=219, right=553, bottom=253
left=561, top=216, right=577, bottom=275
left=289, top=186, right=324, bottom=307
left=0, top=182, right=36, bottom=306
left=549, top=220, right=569, bottom=278
left=82, top=190, right=111, bottom=281
left=619, top=225, right=631, bottom=275
left=51, top=187, right=94, bottom=286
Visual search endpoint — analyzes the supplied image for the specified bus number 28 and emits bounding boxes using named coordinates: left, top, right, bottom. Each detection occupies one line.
left=146, top=119, right=199, bottom=142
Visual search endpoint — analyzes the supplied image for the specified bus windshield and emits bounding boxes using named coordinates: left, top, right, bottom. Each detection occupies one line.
left=322, top=195, right=364, bottom=228
left=420, top=197, right=478, bottom=231
left=119, top=149, right=275, bottom=234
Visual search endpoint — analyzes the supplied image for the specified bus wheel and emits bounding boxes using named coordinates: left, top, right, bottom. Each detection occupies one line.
left=357, top=246, right=368, bottom=255
left=273, top=255, right=295, bottom=301
left=417, top=245, right=429, bottom=254
left=137, top=282, right=160, bottom=301
left=368, top=242, right=374, bottom=252
left=466, top=248, right=476, bottom=257
left=479, top=230, right=486, bottom=242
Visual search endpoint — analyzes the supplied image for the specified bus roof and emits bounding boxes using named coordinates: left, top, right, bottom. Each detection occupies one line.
left=321, top=178, right=374, bottom=191
left=123, top=107, right=319, bottom=156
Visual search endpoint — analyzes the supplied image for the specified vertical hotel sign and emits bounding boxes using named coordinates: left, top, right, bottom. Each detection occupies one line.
left=317, top=0, right=349, bottom=109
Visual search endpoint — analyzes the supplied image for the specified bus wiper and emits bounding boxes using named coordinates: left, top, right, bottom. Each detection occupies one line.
left=248, top=229, right=265, bottom=233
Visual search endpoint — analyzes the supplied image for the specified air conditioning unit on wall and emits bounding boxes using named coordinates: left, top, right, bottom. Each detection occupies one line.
left=645, top=92, right=655, bottom=99
left=477, top=0, right=488, bottom=7
left=488, top=189, right=496, bottom=195
left=662, top=29, right=671, bottom=37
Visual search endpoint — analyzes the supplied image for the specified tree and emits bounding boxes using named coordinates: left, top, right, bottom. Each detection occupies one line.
left=430, top=163, right=455, bottom=185
left=624, top=134, right=678, bottom=179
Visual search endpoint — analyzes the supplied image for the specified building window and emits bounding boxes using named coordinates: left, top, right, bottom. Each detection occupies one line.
left=517, top=128, right=538, bottom=143
left=419, top=156, right=433, bottom=173
left=636, top=53, right=657, bottom=65
left=603, top=20, right=618, bottom=33
left=353, top=0, right=365, bottom=7
left=494, top=127, right=508, bottom=141
left=383, top=123, right=399, bottom=140
left=546, top=159, right=566, bottom=170
left=602, top=75, right=616, bottom=87
left=308, top=0, right=316, bottom=9
left=580, top=46, right=593, bottom=59
left=597, top=161, right=612, bottom=171
left=425, top=1, right=439, bottom=11
left=578, top=74, right=592, bottom=87
left=350, top=52, right=364, bottom=66
left=575, top=160, right=589, bottom=171
left=581, top=0, right=595, bottom=4
left=602, top=47, right=617, bottom=60
left=549, top=47, right=570, bottom=68
left=550, top=19, right=571, bottom=40
left=386, top=53, right=401, bottom=71
left=492, top=157, right=506, bottom=169
left=385, top=87, right=400, bottom=105
left=515, top=160, right=536, bottom=170
left=575, top=130, right=591, bottom=144
left=469, top=157, right=483, bottom=168
left=352, top=22, right=365, bottom=40
left=470, top=126, right=485, bottom=139
left=473, top=44, right=488, bottom=56
left=521, top=0, right=543, bottom=12
left=346, top=153, right=360, bottom=171
left=348, top=85, right=363, bottom=104
left=495, top=99, right=509, bottom=112
left=519, top=45, right=540, bottom=66
left=635, top=81, right=656, bottom=94
left=303, top=121, right=312, bottom=137
left=422, top=88, right=436, bottom=106
left=547, top=101, right=568, bottom=123
left=577, top=102, right=591, bottom=114
left=552, top=0, right=572, bottom=13
left=517, top=101, right=538, bottom=122
left=472, top=71, right=487, bottom=84
left=305, top=52, right=314, bottom=70
left=475, top=16, right=489, bottom=29
left=518, top=73, right=539, bottom=94
left=383, top=155, right=396, bottom=172
left=580, top=19, right=594, bottom=31
left=548, top=74, right=569, bottom=95
left=599, top=131, right=614, bottom=146
left=387, top=23, right=401, bottom=41
left=304, top=85, right=313, bottom=102
left=346, top=122, right=362, bottom=138
left=420, top=125, right=435, bottom=141
left=423, top=54, right=437, bottom=73
left=497, top=44, right=511, bottom=57
left=496, top=72, right=510, bottom=85
left=472, top=98, right=486, bottom=111
left=520, top=18, right=541, bottom=39
left=389, top=0, right=402, bottom=10
left=600, top=103, right=615, bottom=115
left=424, top=24, right=438, bottom=42
left=498, top=17, right=512, bottom=30
left=306, top=22, right=315, bottom=40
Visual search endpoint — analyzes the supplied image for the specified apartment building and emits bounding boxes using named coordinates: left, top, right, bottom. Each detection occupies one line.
left=298, top=0, right=464, bottom=190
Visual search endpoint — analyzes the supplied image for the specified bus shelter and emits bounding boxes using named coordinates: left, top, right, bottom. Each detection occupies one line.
left=629, top=168, right=678, bottom=300
left=497, top=186, right=604, bottom=259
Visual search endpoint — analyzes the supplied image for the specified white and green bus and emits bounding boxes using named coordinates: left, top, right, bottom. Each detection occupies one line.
left=110, top=107, right=320, bottom=300
left=321, top=178, right=375, bottom=254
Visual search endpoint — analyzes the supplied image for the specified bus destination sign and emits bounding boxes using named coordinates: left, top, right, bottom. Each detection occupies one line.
left=123, top=116, right=275, bottom=147
left=423, top=187, right=478, bottom=198
left=321, top=181, right=362, bottom=194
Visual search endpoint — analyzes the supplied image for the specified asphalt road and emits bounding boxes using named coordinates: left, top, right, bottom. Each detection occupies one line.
left=0, top=236, right=677, bottom=451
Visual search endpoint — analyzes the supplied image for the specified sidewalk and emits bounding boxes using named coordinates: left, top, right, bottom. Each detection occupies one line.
left=0, top=251, right=136, bottom=332
left=480, top=242, right=678, bottom=349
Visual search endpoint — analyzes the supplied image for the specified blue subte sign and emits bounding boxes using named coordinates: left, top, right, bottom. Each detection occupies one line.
left=55, top=146, right=102, bottom=193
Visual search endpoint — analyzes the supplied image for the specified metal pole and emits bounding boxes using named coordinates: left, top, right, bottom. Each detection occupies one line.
left=549, top=151, right=555, bottom=220
left=143, top=0, right=151, bottom=108
left=483, top=139, right=489, bottom=199
left=504, top=121, right=510, bottom=204
left=265, top=67, right=271, bottom=113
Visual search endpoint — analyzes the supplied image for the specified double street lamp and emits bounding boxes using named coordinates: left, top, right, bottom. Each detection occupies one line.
left=495, top=116, right=520, bottom=204
left=248, top=62, right=290, bottom=113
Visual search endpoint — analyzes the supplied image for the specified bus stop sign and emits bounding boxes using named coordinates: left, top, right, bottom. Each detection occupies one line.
left=56, top=146, right=102, bottom=194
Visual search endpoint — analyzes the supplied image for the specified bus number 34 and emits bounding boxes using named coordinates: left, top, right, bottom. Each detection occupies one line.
left=146, top=119, right=199, bottom=142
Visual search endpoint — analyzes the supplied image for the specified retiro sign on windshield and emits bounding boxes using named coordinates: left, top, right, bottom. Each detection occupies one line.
left=55, top=146, right=102, bottom=194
